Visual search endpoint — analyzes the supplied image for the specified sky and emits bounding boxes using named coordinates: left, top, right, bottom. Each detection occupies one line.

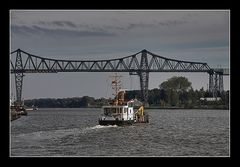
left=10, top=10, right=230, bottom=100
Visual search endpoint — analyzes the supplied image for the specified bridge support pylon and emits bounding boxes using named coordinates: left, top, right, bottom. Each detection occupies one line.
left=219, top=74, right=224, bottom=93
left=138, top=50, right=149, bottom=107
left=208, top=70, right=224, bottom=98
left=214, top=73, right=219, bottom=97
left=138, top=71, right=149, bottom=107
left=14, top=49, right=24, bottom=105
left=209, top=72, right=214, bottom=95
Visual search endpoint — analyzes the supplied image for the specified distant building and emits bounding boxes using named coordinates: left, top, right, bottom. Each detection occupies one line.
left=200, top=97, right=221, bottom=101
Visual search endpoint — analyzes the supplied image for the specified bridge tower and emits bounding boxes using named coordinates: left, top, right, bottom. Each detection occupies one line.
left=219, top=73, right=224, bottom=93
left=214, top=73, right=219, bottom=97
left=208, top=70, right=224, bottom=98
left=138, top=49, right=149, bottom=107
left=14, top=49, right=24, bottom=105
left=208, top=70, right=214, bottom=95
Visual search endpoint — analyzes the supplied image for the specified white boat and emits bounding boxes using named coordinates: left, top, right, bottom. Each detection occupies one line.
left=98, top=73, right=149, bottom=126
left=26, top=105, right=38, bottom=111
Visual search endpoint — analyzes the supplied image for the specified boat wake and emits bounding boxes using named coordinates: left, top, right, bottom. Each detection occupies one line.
left=12, top=125, right=118, bottom=142
left=85, top=125, right=118, bottom=130
left=12, top=128, right=81, bottom=141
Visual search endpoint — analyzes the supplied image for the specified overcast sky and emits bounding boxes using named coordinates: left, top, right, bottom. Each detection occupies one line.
left=10, top=10, right=230, bottom=100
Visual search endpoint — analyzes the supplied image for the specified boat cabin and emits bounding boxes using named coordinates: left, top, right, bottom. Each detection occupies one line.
left=102, top=105, right=134, bottom=121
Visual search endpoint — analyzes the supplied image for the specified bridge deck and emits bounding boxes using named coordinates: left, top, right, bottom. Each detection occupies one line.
left=213, top=68, right=229, bottom=75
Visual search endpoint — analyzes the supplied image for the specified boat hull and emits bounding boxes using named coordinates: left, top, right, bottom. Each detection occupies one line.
left=99, top=119, right=134, bottom=126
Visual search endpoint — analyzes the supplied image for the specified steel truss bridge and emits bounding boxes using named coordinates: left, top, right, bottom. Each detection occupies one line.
left=10, top=49, right=229, bottom=106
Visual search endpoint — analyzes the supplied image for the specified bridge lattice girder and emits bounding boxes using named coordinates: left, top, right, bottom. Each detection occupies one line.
left=11, top=49, right=222, bottom=105
left=10, top=49, right=211, bottom=74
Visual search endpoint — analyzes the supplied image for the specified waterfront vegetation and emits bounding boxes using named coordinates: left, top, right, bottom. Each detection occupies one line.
left=24, top=76, right=229, bottom=109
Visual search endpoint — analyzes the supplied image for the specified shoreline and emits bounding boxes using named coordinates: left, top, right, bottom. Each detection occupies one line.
left=145, top=107, right=229, bottom=110
left=34, top=106, right=229, bottom=110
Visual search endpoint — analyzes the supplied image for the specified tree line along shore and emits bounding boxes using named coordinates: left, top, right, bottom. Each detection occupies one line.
left=24, top=76, right=229, bottom=110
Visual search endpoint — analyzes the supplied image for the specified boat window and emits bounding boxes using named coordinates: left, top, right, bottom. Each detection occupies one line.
left=111, top=108, right=116, bottom=113
left=104, top=108, right=111, bottom=115
left=124, top=108, right=127, bottom=113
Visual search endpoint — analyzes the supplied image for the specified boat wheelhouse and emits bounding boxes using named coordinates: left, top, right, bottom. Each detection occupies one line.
left=99, top=105, right=134, bottom=125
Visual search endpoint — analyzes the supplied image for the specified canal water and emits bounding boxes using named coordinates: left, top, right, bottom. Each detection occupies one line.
left=10, top=108, right=229, bottom=157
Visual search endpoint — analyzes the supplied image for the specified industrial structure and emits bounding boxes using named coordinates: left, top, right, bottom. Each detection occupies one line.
left=10, top=49, right=229, bottom=106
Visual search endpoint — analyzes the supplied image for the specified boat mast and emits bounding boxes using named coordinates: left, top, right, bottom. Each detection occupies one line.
left=110, top=73, right=122, bottom=105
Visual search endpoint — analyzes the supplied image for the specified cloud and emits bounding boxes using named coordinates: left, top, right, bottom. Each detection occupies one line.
left=11, top=25, right=115, bottom=38
left=157, top=19, right=188, bottom=27
left=52, top=21, right=77, bottom=28
left=11, top=25, right=37, bottom=35
left=39, top=20, right=77, bottom=28
left=37, top=21, right=108, bottom=33
left=106, top=19, right=190, bottom=33
left=11, top=12, right=192, bottom=38
left=104, top=19, right=189, bottom=31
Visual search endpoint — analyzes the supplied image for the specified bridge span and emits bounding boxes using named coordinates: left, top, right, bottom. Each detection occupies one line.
left=10, top=49, right=229, bottom=106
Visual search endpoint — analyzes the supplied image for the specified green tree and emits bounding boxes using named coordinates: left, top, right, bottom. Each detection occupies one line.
left=159, top=76, right=192, bottom=107
left=169, top=90, right=178, bottom=106
left=80, top=96, right=95, bottom=107
left=179, top=90, right=188, bottom=106
left=160, top=76, right=192, bottom=92
left=199, top=87, right=205, bottom=98
left=148, top=88, right=161, bottom=105
left=159, top=89, right=168, bottom=104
